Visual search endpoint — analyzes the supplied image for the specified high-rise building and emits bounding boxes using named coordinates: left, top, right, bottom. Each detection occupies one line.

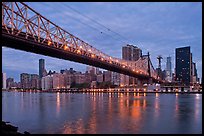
left=39, top=59, right=45, bottom=78
left=165, top=56, right=172, bottom=82
left=121, top=44, right=142, bottom=86
left=86, top=66, right=97, bottom=81
left=97, top=74, right=103, bottom=83
left=111, top=72, right=120, bottom=86
left=87, top=66, right=95, bottom=74
left=122, top=44, right=142, bottom=61
left=41, top=75, right=53, bottom=91
left=6, top=77, right=14, bottom=89
left=20, top=73, right=30, bottom=89
left=103, top=71, right=112, bottom=82
left=84, top=71, right=91, bottom=83
left=53, top=73, right=65, bottom=89
left=175, top=46, right=191, bottom=86
left=75, top=72, right=85, bottom=84
left=120, top=74, right=129, bottom=87
left=2, top=73, right=7, bottom=89
left=30, top=74, right=39, bottom=89
left=191, top=62, right=198, bottom=83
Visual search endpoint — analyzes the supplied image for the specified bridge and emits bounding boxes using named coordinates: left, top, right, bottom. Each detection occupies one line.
left=2, top=2, right=164, bottom=83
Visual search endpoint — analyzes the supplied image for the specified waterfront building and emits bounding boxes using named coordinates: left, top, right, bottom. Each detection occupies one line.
left=97, top=74, right=103, bottom=83
left=6, top=77, right=14, bottom=89
left=41, top=75, right=53, bottom=90
left=87, top=66, right=97, bottom=81
left=87, top=66, right=95, bottom=74
left=87, top=66, right=99, bottom=75
left=84, top=71, right=92, bottom=83
left=52, top=73, right=65, bottom=89
left=13, top=82, right=21, bottom=88
left=96, top=67, right=100, bottom=75
left=90, top=81, right=97, bottom=88
left=20, top=73, right=30, bottom=89
left=2, top=73, right=7, bottom=89
left=75, top=72, right=85, bottom=84
left=111, top=72, right=120, bottom=86
left=120, top=74, right=129, bottom=87
left=30, top=74, right=39, bottom=89
left=175, top=46, right=191, bottom=85
left=65, top=74, right=74, bottom=87
left=103, top=71, right=112, bottom=82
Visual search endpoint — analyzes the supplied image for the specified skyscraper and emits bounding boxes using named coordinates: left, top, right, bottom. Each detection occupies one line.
left=165, top=56, right=172, bottom=82
left=175, top=46, right=191, bottom=86
left=121, top=44, right=142, bottom=86
left=39, top=59, right=45, bottom=78
left=2, top=73, right=6, bottom=89
left=192, top=62, right=198, bottom=83
left=122, top=44, right=142, bottom=61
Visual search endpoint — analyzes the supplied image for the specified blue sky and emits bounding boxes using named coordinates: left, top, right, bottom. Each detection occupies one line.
left=2, top=2, right=202, bottom=82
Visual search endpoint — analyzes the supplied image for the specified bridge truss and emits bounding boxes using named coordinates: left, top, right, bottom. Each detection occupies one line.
left=2, top=2, right=162, bottom=82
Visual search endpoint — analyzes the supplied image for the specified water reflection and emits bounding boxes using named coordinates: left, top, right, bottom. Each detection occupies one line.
left=154, top=93, right=160, bottom=118
left=194, top=94, right=201, bottom=123
left=2, top=91, right=202, bottom=134
left=56, top=92, right=60, bottom=116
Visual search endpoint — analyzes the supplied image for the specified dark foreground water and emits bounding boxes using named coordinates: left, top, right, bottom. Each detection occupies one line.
left=2, top=91, right=202, bottom=134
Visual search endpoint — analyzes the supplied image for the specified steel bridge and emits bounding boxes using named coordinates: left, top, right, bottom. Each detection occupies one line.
left=2, top=2, right=164, bottom=83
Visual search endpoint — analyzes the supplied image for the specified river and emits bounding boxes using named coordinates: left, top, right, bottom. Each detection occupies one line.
left=2, top=91, right=202, bottom=134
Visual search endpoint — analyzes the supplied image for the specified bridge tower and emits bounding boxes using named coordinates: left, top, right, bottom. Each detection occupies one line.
left=157, top=55, right=163, bottom=79
left=147, top=52, right=151, bottom=77
left=147, top=52, right=153, bottom=84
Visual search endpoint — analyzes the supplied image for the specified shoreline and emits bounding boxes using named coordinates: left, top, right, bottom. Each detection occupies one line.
left=2, top=121, right=30, bottom=134
left=2, top=89, right=202, bottom=94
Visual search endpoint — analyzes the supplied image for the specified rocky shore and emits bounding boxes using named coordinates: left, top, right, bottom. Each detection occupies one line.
left=2, top=121, right=30, bottom=134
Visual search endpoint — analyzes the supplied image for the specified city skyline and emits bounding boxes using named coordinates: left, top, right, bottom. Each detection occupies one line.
left=2, top=2, right=202, bottom=82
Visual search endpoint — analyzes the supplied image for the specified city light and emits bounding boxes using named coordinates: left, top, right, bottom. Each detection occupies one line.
left=91, top=54, right=95, bottom=58
left=77, top=50, right=81, bottom=54
left=2, top=2, right=202, bottom=134
left=48, top=41, right=52, bottom=46
left=64, top=45, right=68, bottom=50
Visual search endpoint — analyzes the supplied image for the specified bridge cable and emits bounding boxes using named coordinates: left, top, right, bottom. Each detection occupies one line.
left=61, top=3, right=131, bottom=44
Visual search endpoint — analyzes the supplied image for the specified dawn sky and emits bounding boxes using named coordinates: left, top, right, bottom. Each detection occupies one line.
left=2, top=2, right=202, bottom=82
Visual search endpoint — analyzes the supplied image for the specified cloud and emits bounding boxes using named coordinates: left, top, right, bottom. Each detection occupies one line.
left=2, top=2, right=202, bottom=80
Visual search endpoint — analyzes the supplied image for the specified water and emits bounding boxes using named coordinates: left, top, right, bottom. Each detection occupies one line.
left=2, top=91, right=202, bottom=134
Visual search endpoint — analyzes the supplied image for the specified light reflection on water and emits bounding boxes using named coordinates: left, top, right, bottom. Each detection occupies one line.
left=2, top=91, right=202, bottom=134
